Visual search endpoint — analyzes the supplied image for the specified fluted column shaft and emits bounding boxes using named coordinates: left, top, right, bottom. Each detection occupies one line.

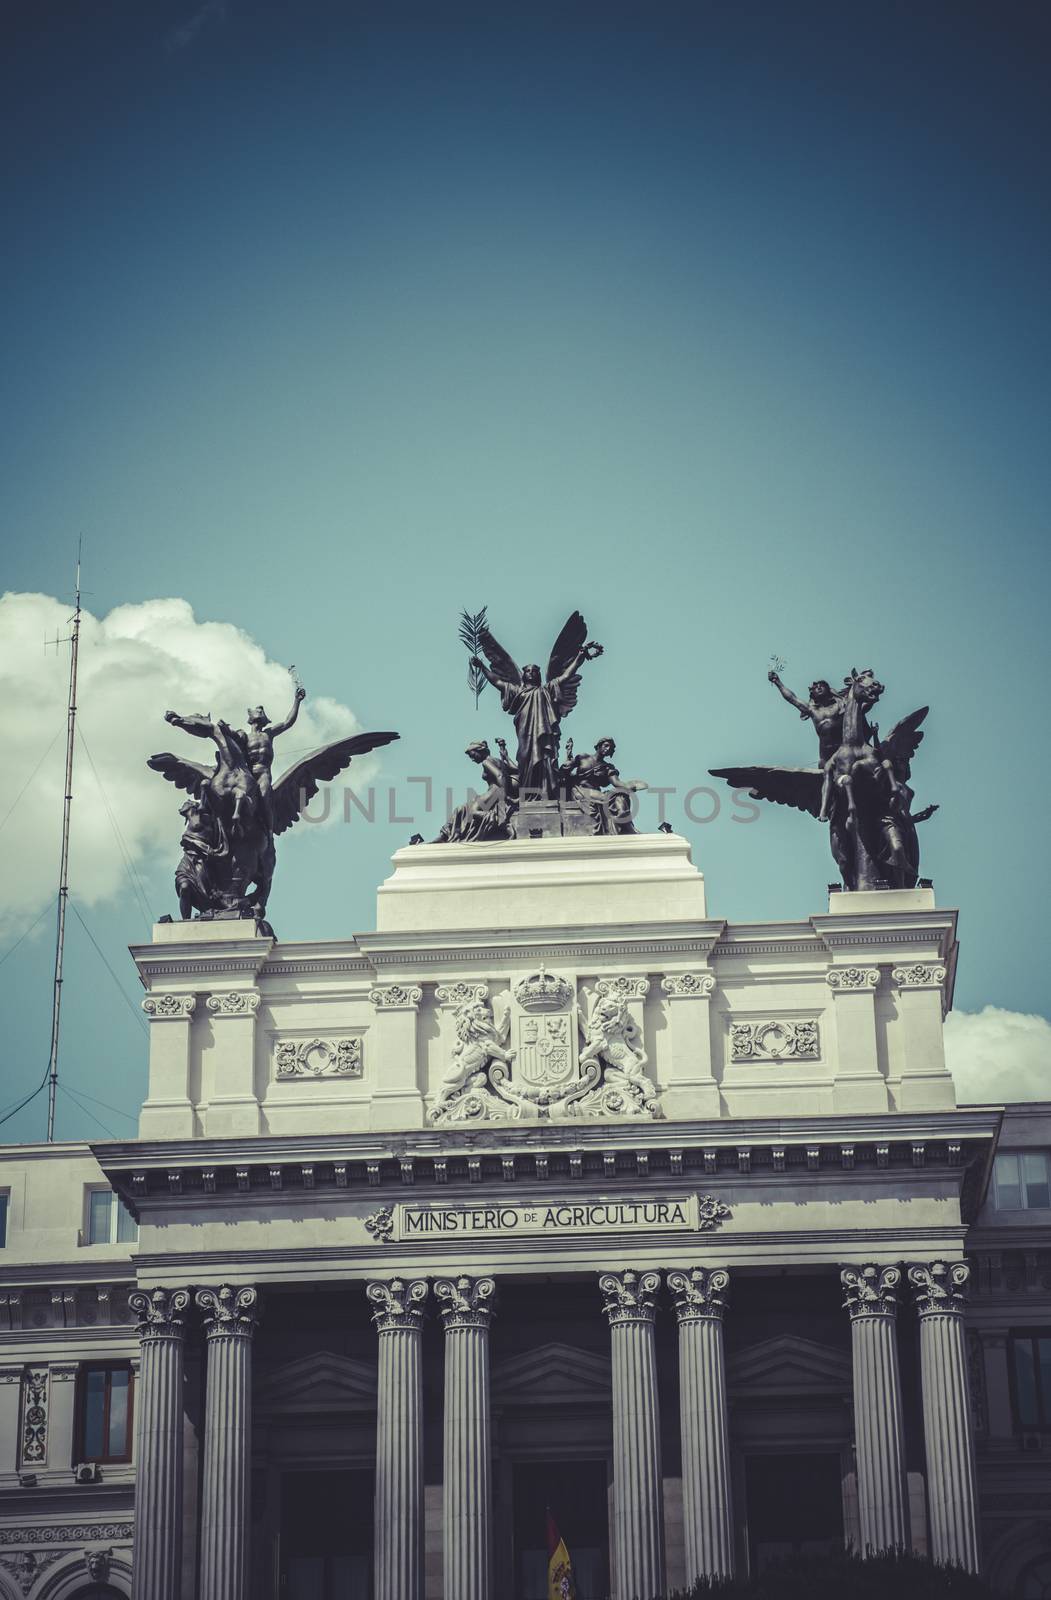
left=437, top=1275, right=495, bottom=1600
left=668, top=1268, right=734, bottom=1582
left=196, top=1285, right=259, bottom=1600
left=368, top=1279, right=428, bottom=1600
left=842, top=1266, right=909, bottom=1554
left=908, top=1263, right=979, bottom=1572
left=600, top=1271, right=665, bottom=1600
left=130, top=1289, right=191, bottom=1600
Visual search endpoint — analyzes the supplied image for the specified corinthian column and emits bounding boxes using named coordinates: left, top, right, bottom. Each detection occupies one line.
left=367, top=1278, right=428, bottom=1600
left=129, top=1288, right=191, bottom=1600
left=599, top=1270, right=666, bottom=1600
left=195, top=1285, right=260, bottom=1600
left=435, top=1275, right=496, bottom=1600
left=667, top=1267, right=734, bottom=1583
left=907, top=1262, right=979, bottom=1571
left=841, top=1265, right=909, bottom=1554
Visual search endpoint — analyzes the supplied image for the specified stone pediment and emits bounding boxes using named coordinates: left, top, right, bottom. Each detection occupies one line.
left=727, top=1335, right=850, bottom=1396
left=255, top=1351, right=378, bottom=1414
left=492, top=1341, right=611, bottom=1406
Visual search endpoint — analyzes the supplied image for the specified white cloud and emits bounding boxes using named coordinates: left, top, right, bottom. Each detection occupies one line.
left=0, top=593, right=382, bottom=940
left=946, top=1006, right=1051, bottom=1104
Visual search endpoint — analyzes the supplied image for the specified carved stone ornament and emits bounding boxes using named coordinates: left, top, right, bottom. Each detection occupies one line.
left=370, top=984, right=422, bottom=1010
left=434, top=982, right=488, bottom=1009
left=129, top=1287, right=191, bottom=1339
left=667, top=1266, right=729, bottom=1322
left=19, top=1370, right=48, bottom=1465
left=434, top=1274, right=496, bottom=1329
left=0, top=1551, right=63, bottom=1593
left=599, top=1268, right=661, bottom=1326
left=731, top=1019, right=820, bottom=1062
left=195, top=1284, right=259, bottom=1338
left=275, top=1036, right=363, bottom=1078
left=907, top=1260, right=970, bottom=1317
left=142, top=993, right=196, bottom=1020
left=826, top=966, right=880, bottom=991
left=595, top=975, right=650, bottom=1002
left=367, top=1277, right=428, bottom=1332
left=513, top=970, right=574, bottom=1011
left=83, top=1548, right=112, bottom=1583
left=841, top=1263, right=901, bottom=1318
left=206, top=990, right=260, bottom=1016
left=365, top=1205, right=395, bottom=1244
left=661, top=972, right=715, bottom=998
left=891, top=963, right=947, bottom=989
left=0, top=1523, right=132, bottom=1547
left=696, top=1194, right=733, bottom=1231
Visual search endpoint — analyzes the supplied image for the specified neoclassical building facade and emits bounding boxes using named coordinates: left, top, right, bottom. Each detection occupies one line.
left=1, top=833, right=1050, bottom=1599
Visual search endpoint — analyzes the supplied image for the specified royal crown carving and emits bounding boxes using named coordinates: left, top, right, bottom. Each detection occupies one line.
left=513, top=970, right=574, bottom=1011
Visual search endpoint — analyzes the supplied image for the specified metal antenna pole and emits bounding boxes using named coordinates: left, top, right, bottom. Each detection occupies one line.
left=46, top=543, right=82, bottom=1143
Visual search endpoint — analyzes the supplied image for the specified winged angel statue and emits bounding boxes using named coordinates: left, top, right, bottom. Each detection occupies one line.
left=148, top=685, right=398, bottom=926
left=710, top=667, right=938, bottom=891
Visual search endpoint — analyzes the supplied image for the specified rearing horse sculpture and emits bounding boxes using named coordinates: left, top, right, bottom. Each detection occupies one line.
left=821, top=668, right=899, bottom=826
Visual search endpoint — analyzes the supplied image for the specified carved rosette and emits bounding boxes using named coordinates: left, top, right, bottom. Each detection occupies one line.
left=129, top=1287, right=191, bottom=1341
left=195, top=1285, right=260, bottom=1340
left=434, top=982, right=488, bottom=1009
left=660, top=973, right=715, bottom=999
left=596, top=975, right=650, bottom=1001
left=599, top=1269, right=661, bottom=1327
left=841, top=1264, right=901, bottom=1319
left=667, top=1266, right=729, bottom=1323
left=435, top=1275, right=495, bottom=1330
left=367, top=1278, right=429, bottom=1333
left=730, top=1019, right=819, bottom=1061
left=908, top=1260, right=970, bottom=1318
left=364, top=1206, right=395, bottom=1243
left=826, top=967, right=880, bottom=991
left=142, top=993, right=196, bottom=1020
left=274, top=1037, right=363, bottom=1078
left=206, top=991, right=260, bottom=1017
left=370, top=985, right=423, bottom=1010
left=891, top=964, right=947, bottom=989
left=696, top=1195, right=732, bottom=1231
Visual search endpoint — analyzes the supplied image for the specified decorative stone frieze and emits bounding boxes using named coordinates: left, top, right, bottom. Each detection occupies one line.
left=435, top=1275, right=496, bottom=1329
left=841, top=1263, right=901, bottom=1318
left=0, top=1524, right=133, bottom=1546
left=730, top=1019, right=819, bottom=1061
left=667, top=1266, right=729, bottom=1321
left=205, top=991, right=260, bottom=1017
left=370, top=984, right=423, bottom=1010
left=595, top=974, right=650, bottom=1001
left=142, top=993, right=196, bottom=1020
left=19, top=1370, right=48, bottom=1465
left=891, top=963, right=947, bottom=989
left=274, top=1036, right=363, bottom=1078
left=367, top=1277, right=429, bottom=1332
left=435, top=982, right=488, bottom=1008
left=826, top=966, right=880, bottom=991
left=599, top=1269, right=660, bottom=1326
left=661, top=972, right=715, bottom=998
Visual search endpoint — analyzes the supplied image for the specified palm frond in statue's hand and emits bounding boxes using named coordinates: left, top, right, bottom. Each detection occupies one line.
left=459, top=607, right=490, bottom=707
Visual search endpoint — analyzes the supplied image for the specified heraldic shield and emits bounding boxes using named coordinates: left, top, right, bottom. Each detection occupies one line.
left=512, top=970, right=578, bottom=1089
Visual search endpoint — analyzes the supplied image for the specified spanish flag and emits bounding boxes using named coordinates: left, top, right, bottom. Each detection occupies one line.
left=547, top=1509, right=576, bottom=1600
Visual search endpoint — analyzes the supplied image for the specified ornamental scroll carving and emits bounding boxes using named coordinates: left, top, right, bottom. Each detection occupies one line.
left=891, top=964, right=947, bottom=988
left=595, top=975, right=650, bottom=1002
left=435, top=982, right=488, bottom=1009
left=434, top=1275, right=495, bottom=1329
left=841, top=1263, right=901, bottom=1318
left=142, top=993, right=196, bottom=1020
left=206, top=991, right=261, bottom=1016
left=195, top=1284, right=259, bottom=1338
left=661, top=973, right=715, bottom=998
left=599, top=1269, right=661, bottom=1325
left=730, top=1019, right=819, bottom=1062
left=826, top=967, right=880, bottom=991
left=667, top=1266, right=729, bottom=1322
left=274, top=1036, right=363, bottom=1079
left=19, top=1370, right=48, bottom=1465
left=367, top=1277, right=428, bottom=1332
left=129, top=1287, right=191, bottom=1339
left=370, top=985, right=422, bottom=1010
left=907, top=1260, right=970, bottom=1316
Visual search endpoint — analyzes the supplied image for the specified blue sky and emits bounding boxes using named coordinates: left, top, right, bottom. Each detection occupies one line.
left=2, top=0, right=1049, bottom=1141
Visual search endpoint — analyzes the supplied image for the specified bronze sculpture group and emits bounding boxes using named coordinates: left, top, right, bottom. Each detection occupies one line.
left=148, top=608, right=939, bottom=923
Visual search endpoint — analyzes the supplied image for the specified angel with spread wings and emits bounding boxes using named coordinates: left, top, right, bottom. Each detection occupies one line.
left=148, top=689, right=398, bottom=924
left=710, top=671, right=937, bottom=892
left=470, top=611, right=604, bottom=799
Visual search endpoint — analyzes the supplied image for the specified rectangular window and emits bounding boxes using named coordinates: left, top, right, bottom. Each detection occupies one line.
left=85, top=1189, right=137, bottom=1245
left=994, top=1151, right=1051, bottom=1210
left=0, top=1192, right=8, bottom=1247
left=1010, top=1332, right=1051, bottom=1430
left=76, top=1365, right=134, bottom=1463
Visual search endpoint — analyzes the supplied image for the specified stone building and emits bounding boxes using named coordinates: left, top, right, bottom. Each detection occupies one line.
left=0, top=832, right=1049, bottom=1599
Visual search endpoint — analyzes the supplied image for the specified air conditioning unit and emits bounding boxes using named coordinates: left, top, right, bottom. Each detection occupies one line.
left=73, top=1462, right=101, bottom=1484
left=1022, top=1433, right=1043, bottom=1454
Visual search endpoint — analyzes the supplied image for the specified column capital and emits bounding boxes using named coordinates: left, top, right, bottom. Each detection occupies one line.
left=435, top=1274, right=495, bottom=1329
left=129, top=1287, right=192, bottom=1341
left=205, top=990, right=260, bottom=1017
left=908, top=1260, right=970, bottom=1317
left=841, top=1264, right=901, bottom=1319
left=367, top=1277, right=429, bottom=1333
left=196, top=1284, right=260, bottom=1339
left=667, top=1266, right=729, bottom=1323
left=142, top=992, right=196, bottom=1020
left=370, top=983, right=423, bottom=1010
left=826, top=965, right=880, bottom=991
left=599, top=1268, right=661, bottom=1326
left=891, top=963, right=947, bottom=989
left=661, top=972, right=715, bottom=999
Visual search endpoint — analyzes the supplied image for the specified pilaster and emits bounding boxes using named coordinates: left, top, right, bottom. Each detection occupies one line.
left=660, top=973, right=719, bottom=1118
left=889, top=966, right=955, bottom=1111
left=140, top=994, right=197, bottom=1138
left=841, top=1264, right=909, bottom=1553
left=907, top=1262, right=979, bottom=1572
left=667, top=1266, right=733, bottom=1582
left=0, top=1367, right=21, bottom=1475
left=203, top=991, right=262, bottom=1136
left=369, top=985, right=425, bottom=1129
left=600, top=1269, right=666, bottom=1600
left=825, top=967, right=888, bottom=1112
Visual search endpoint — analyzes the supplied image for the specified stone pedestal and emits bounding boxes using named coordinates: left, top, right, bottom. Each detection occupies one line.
left=841, top=1265, right=909, bottom=1553
left=668, top=1267, right=734, bottom=1583
left=368, top=1278, right=428, bottom=1600
left=129, top=1289, right=191, bottom=1600
left=196, top=1285, right=259, bottom=1600
left=436, top=1275, right=495, bottom=1600
left=600, top=1270, right=666, bottom=1600
left=908, top=1262, right=979, bottom=1572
